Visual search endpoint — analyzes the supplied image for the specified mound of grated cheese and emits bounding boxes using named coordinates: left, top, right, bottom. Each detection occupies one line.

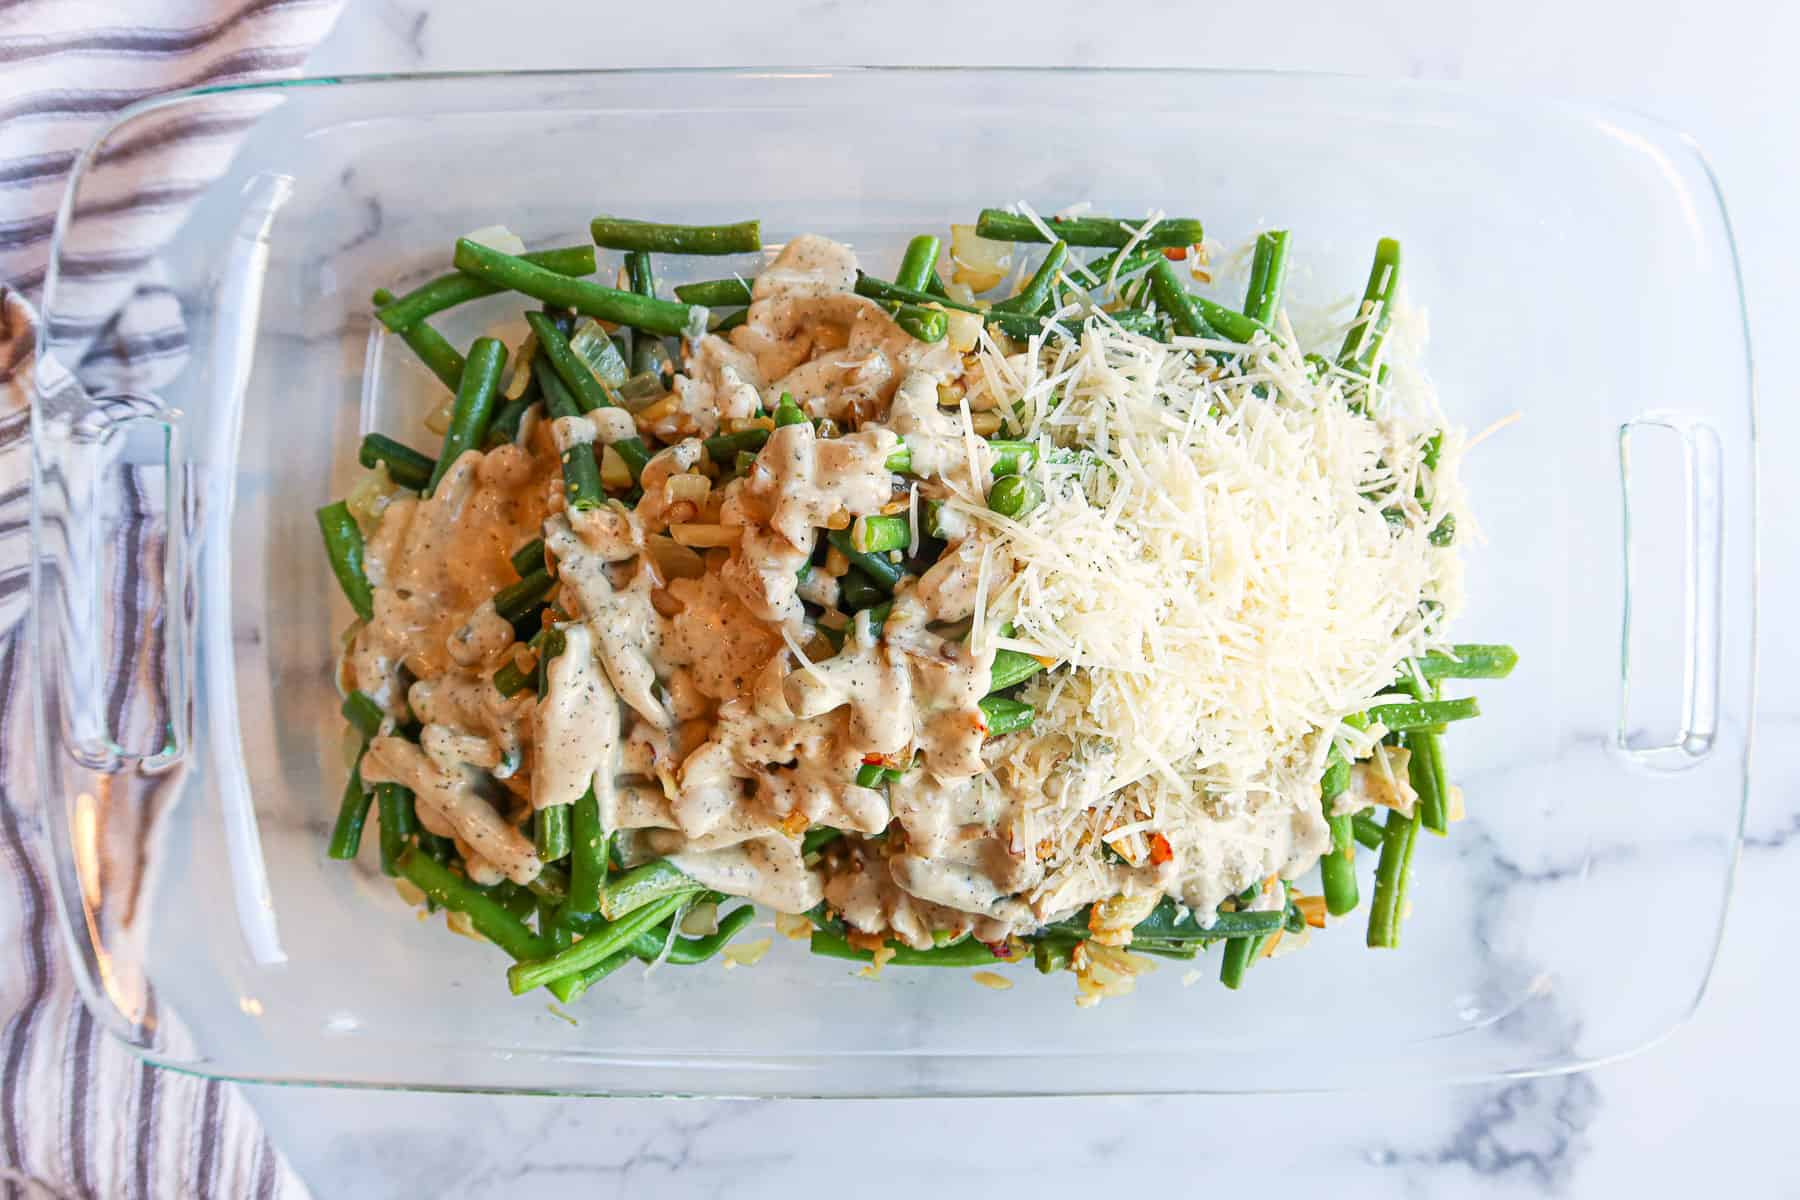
left=941, top=312, right=1467, bottom=918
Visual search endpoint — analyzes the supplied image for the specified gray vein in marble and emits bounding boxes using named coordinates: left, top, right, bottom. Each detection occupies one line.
left=1371, top=1075, right=1598, bottom=1194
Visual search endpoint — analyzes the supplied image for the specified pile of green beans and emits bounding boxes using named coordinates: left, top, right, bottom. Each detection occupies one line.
left=317, top=208, right=1513, bottom=1003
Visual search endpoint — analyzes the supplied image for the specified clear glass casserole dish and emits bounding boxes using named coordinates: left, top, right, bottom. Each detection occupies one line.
left=30, top=68, right=1755, bottom=1096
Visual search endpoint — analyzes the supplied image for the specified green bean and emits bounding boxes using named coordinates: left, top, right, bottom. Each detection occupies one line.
left=398, top=847, right=551, bottom=964
left=615, top=904, right=759, bottom=965
left=316, top=501, right=374, bottom=621
left=568, top=787, right=607, bottom=915
left=826, top=530, right=904, bottom=593
left=988, top=648, right=1046, bottom=694
left=1041, top=900, right=1281, bottom=942
left=1407, top=727, right=1450, bottom=836
left=979, top=695, right=1034, bottom=737
left=508, top=889, right=698, bottom=995
left=542, top=898, right=573, bottom=954
left=1410, top=644, right=1518, bottom=681
left=509, top=537, right=545, bottom=577
left=838, top=567, right=884, bottom=611
left=492, top=568, right=553, bottom=626
left=483, top=385, right=537, bottom=451
left=622, top=253, right=675, bottom=383
left=1218, top=932, right=1259, bottom=989
left=1428, top=513, right=1457, bottom=547
left=774, top=395, right=807, bottom=427
left=1338, top=237, right=1402, bottom=371
left=375, top=246, right=598, bottom=331
left=453, top=239, right=705, bottom=337
left=1352, top=811, right=1386, bottom=851
left=1318, top=746, right=1359, bottom=917
left=370, top=288, right=465, bottom=391
left=711, top=308, right=748, bottom=333
left=534, top=805, right=570, bottom=862
left=375, top=784, right=415, bottom=877
left=896, top=304, right=947, bottom=343
left=526, top=862, right=569, bottom=905
left=424, top=336, right=506, bottom=495
left=534, top=367, right=607, bottom=511
left=851, top=514, right=911, bottom=554
left=556, top=949, right=636, bottom=1004
left=340, top=691, right=385, bottom=741
left=854, top=763, right=888, bottom=788
left=853, top=274, right=983, bottom=314
left=885, top=438, right=1036, bottom=477
left=675, top=277, right=754, bottom=306
left=987, top=474, right=1043, bottom=519
left=801, top=826, right=843, bottom=855
left=1365, top=697, right=1479, bottom=732
left=589, top=216, right=761, bottom=255
left=599, top=858, right=694, bottom=921
left=703, top=427, right=770, bottom=463
left=984, top=308, right=1164, bottom=342
left=1032, top=936, right=1077, bottom=973
left=992, top=240, right=1068, bottom=315
left=809, top=930, right=1002, bottom=968
left=1242, top=230, right=1290, bottom=325
left=327, top=762, right=372, bottom=860
left=1366, top=806, right=1420, bottom=949
left=493, top=658, right=533, bottom=699
left=1148, top=260, right=1275, bottom=344
left=357, top=432, right=436, bottom=491
left=974, top=209, right=1205, bottom=249
left=526, top=312, right=653, bottom=481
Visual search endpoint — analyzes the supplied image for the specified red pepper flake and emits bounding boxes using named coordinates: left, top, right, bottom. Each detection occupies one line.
left=1161, top=246, right=1189, bottom=261
left=1149, top=833, right=1173, bottom=865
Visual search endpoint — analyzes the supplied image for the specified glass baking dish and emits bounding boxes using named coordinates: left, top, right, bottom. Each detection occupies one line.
left=30, top=69, right=1755, bottom=1096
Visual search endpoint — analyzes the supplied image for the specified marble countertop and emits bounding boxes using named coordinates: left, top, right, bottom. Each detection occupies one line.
left=253, top=3, right=1799, bottom=1194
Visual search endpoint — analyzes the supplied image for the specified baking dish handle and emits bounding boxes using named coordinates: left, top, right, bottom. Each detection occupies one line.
left=32, top=381, right=190, bottom=773
left=1617, top=415, right=1723, bottom=769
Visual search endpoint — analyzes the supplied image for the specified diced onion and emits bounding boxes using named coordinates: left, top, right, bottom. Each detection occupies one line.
left=464, top=224, right=527, bottom=256
left=951, top=224, right=1011, bottom=293
left=644, top=534, right=706, bottom=580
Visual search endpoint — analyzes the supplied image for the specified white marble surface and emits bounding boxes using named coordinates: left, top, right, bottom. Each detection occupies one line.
left=246, top=2, right=1799, bottom=1194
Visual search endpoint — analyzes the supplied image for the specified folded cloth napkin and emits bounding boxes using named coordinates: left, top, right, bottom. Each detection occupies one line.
left=1, top=3, right=344, bottom=1196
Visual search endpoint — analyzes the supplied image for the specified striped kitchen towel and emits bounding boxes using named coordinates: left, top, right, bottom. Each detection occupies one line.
left=1, top=3, right=342, bottom=1197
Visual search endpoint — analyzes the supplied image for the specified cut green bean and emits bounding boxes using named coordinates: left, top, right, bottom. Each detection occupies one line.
left=1219, top=932, right=1259, bottom=989
left=992, top=240, right=1068, bottom=315
left=534, top=804, right=570, bottom=862
left=397, top=846, right=551, bottom=963
left=1242, top=230, right=1290, bottom=325
left=1338, top=237, right=1401, bottom=373
left=493, top=658, right=533, bottom=698
left=809, top=930, right=1002, bottom=968
left=1407, top=727, right=1450, bottom=836
left=676, top=277, right=754, bottom=306
left=375, top=784, right=415, bottom=877
left=358, top=433, right=435, bottom=491
left=616, top=904, right=759, bottom=965
left=827, top=530, right=904, bottom=593
left=483, top=385, right=537, bottom=451
left=838, top=567, right=884, bottom=612
left=703, top=427, right=770, bottom=463
left=1352, top=811, right=1386, bottom=851
left=508, top=889, right=697, bottom=994
left=315, top=501, right=374, bottom=621
left=979, top=695, right=1034, bottom=737
left=589, top=216, right=761, bottom=255
left=975, top=209, right=1205, bottom=249
left=599, top=858, right=694, bottom=921
left=340, top=690, right=386, bottom=741
left=896, top=304, right=948, bottom=343
left=371, top=287, right=465, bottom=391
left=424, top=336, right=506, bottom=495
left=989, top=648, right=1047, bottom=694
left=526, top=312, right=653, bottom=481
left=568, top=787, right=607, bottom=915
left=885, top=438, right=1036, bottom=477
left=509, top=537, right=545, bottom=577
left=1410, top=644, right=1518, bottom=681
left=1318, top=746, right=1359, bottom=917
left=535, top=368, right=607, bottom=510
left=853, top=274, right=983, bottom=314
left=327, top=762, right=372, bottom=860
left=1366, top=806, right=1420, bottom=948
left=1041, top=899, right=1281, bottom=942
left=375, top=246, right=597, bottom=331
left=621, top=255, right=675, bottom=383
left=984, top=308, right=1163, bottom=342
left=493, top=568, right=553, bottom=626
left=851, top=514, right=911, bottom=554
left=987, top=474, right=1043, bottom=519
left=453, top=239, right=705, bottom=338
left=1366, top=697, right=1479, bottom=732
left=801, top=827, right=843, bottom=856
left=1147, top=260, right=1274, bottom=344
